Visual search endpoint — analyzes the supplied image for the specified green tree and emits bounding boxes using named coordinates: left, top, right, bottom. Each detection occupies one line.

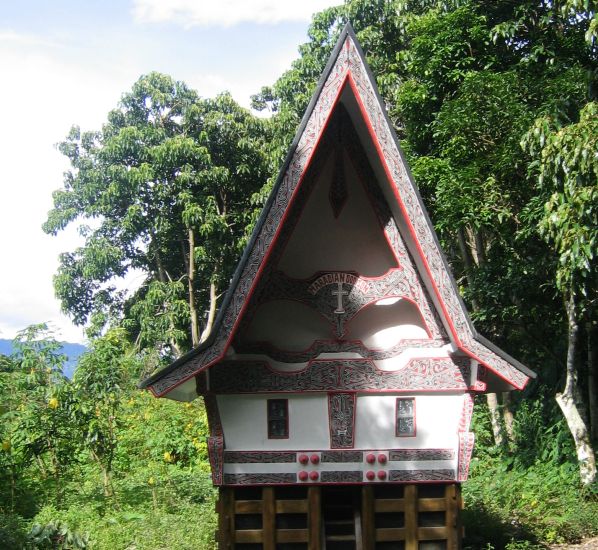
left=44, top=73, right=268, bottom=354
left=73, top=328, right=141, bottom=497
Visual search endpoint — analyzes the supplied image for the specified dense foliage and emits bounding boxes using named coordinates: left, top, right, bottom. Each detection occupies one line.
left=1, top=0, right=597, bottom=548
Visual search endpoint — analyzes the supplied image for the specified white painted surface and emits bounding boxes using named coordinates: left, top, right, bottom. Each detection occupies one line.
left=218, top=392, right=463, bottom=453
left=354, top=394, right=463, bottom=450
left=278, top=155, right=397, bottom=278
left=218, top=393, right=330, bottom=450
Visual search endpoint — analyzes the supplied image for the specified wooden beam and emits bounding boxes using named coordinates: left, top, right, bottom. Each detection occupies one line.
left=361, top=486, right=375, bottom=550
left=218, top=487, right=235, bottom=549
left=308, top=486, right=321, bottom=550
left=446, top=483, right=462, bottom=550
left=404, top=484, right=418, bottom=550
left=263, top=487, right=275, bottom=550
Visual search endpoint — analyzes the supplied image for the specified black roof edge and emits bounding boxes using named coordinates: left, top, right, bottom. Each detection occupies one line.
left=345, top=23, right=536, bottom=381
left=139, top=23, right=356, bottom=391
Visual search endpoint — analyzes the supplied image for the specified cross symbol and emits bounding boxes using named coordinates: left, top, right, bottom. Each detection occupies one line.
left=331, top=282, right=348, bottom=314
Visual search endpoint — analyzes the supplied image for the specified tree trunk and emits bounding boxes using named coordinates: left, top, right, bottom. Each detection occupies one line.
left=502, top=391, right=515, bottom=444
left=199, top=279, right=218, bottom=344
left=188, top=228, right=200, bottom=347
left=588, top=322, right=598, bottom=442
left=486, top=393, right=505, bottom=447
left=556, top=295, right=596, bottom=485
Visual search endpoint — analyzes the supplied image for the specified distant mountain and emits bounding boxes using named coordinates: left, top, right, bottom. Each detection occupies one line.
left=0, top=339, right=87, bottom=378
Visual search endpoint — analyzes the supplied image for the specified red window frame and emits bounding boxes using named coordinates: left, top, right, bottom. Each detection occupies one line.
left=395, top=397, right=416, bottom=437
left=267, top=399, right=289, bottom=439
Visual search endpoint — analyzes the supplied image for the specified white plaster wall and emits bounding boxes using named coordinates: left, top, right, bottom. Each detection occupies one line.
left=354, top=393, right=463, bottom=450
left=278, top=155, right=397, bottom=278
left=218, top=393, right=329, bottom=450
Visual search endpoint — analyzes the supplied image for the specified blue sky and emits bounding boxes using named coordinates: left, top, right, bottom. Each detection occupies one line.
left=0, top=0, right=339, bottom=343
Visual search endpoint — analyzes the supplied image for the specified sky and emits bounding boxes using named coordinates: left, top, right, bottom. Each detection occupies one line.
left=0, top=0, right=339, bottom=344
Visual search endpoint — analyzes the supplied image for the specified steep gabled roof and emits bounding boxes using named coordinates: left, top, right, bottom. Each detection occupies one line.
left=140, top=23, right=535, bottom=399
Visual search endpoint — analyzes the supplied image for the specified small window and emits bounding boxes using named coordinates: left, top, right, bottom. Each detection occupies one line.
left=267, top=399, right=289, bottom=439
left=396, top=398, right=415, bottom=437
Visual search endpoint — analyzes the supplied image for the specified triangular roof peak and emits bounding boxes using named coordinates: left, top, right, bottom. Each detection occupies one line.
left=141, top=26, right=535, bottom=399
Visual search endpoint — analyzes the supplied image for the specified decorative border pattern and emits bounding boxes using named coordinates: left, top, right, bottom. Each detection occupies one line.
left=321, top=471, right=363, bottom=482
left=210, top=357, right=470, bottom=393
left=321, top=450, right=363, bottom=462
left=223, top=473, right=297, bottom=485
left=457, top=432, right=475, bottom=481
left=328, top=393, right=356, bottom=448
left=223, top=451, right=297, bottom=464
left=458, top=393, right=475, bottom=434
left=235, top=337, right=447, bottom=364
left=389, top=469, right=456, bottom=482
left=204, top=395, right=225, bottom=485
left=208, top=437, right=224, bottom=486
left=389, top=449, right=455, bottom=461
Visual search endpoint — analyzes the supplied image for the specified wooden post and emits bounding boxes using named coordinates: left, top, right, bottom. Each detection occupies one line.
left=218, top=487, right=235, bottom=549
left=404, top=484, right=417, bottom=550
left=263, top=487, right=276, bottom=550
left=308, top=486, right=321, bottom=550
left=361, top=485, right=375, bottom=550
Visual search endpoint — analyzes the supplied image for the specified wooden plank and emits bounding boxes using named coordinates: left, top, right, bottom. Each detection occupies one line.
left=375, top=527, right=406, bottom=542
left=404, top=484, right=417, bottom=550
left=418, top=497, right=446, bottom=512
left=375, top=499, right=406, bottom=513
left=361, top=486, right=375, bottom=550
left=235, top=500, right=262, bottom=514
left=235, top=530, right=263, bottom=544
left=417, top=526, right=448, bottom=540
left=277, top=529, right=309, bottom=543
left=445, top=484, right=462, bottom=550
left=276, top=499, right=308, bottom=514
left=218, top=487, right=235, bottom=549
left=263, top=487, right=275, bottom=550
left=354, top=489, right=363, bottom=550
left=308, top=486, right=321, bottom=550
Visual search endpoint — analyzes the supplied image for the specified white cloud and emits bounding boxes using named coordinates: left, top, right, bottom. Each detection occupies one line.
left=132, top=0, right=340, bottom=28
left=0, top=30, right=135, bottom=343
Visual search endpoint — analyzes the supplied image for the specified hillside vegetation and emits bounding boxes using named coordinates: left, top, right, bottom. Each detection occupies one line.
left=2, top=1, right=597, bottom=548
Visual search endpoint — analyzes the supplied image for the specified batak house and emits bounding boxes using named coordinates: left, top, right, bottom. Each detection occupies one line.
left=140, top=24, right=535, bottom=550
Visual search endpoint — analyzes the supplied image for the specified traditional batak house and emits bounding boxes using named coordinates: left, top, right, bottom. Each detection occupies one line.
left=140, top=24, right=535, bottom=550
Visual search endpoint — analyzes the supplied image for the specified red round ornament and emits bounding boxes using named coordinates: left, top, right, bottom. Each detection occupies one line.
left=378, top=454, right=388, bottom=464
left=365, top=471, right=376, bottom=481
left=365, top=453, right=376, bottom=464
left=310, top=454, right=320, bottom=464
left=298, top=454, right=309, bottom=465
left=377, top=470, right=387, bottom=480
left=298, top=471, right=309, bottom=481
left=309, top=471, right=319, bottom=481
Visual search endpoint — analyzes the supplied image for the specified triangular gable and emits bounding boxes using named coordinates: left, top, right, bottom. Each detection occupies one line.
left=140, top=24, right=535, bottom=398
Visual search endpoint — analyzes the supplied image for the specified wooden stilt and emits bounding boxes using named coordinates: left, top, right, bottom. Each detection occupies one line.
left=218, top=487, right=235, bottom=550
left=405, top=484, right=418, bottom=550
left=263, top=487, right=275, bottom=550
left=361, top=485, right=375, bottom=550
left=308, top=486, right=321, bottom=550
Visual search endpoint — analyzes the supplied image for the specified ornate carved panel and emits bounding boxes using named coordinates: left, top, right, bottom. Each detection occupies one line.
left=223, top=473, right=297, bottom=485
left=208, top=437, right=224, bottom=485
left=457, top=432, right=475, bottom=481
left=321, top=450, right=363, bottom=462
left=389, top=469, right=456, bottom=482
left=389, top=449, right=455, bottom=461
left=320, top=471, right=362, bottom=482
left=209, top=357, right=470, bottom=393
left=235, top=337, right=448, bottom=364
left=328, top=393, right=356, bottom=448
left=223, top=451, right=297, bottom=464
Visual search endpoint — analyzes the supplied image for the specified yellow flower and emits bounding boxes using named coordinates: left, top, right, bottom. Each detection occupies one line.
left=163, top=451, right=173, bottom=463
left=1, top=440, right=10, bottom=452
left=48, top=398, right=59, bottom=409
left=148, top=476, right=155, bottom=486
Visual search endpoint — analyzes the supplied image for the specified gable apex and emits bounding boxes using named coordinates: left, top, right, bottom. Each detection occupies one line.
left=140, top=26, right=535, bottom=399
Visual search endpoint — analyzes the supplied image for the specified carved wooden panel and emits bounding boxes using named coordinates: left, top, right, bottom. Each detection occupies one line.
left=328, top=393, right=356, bottom=448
